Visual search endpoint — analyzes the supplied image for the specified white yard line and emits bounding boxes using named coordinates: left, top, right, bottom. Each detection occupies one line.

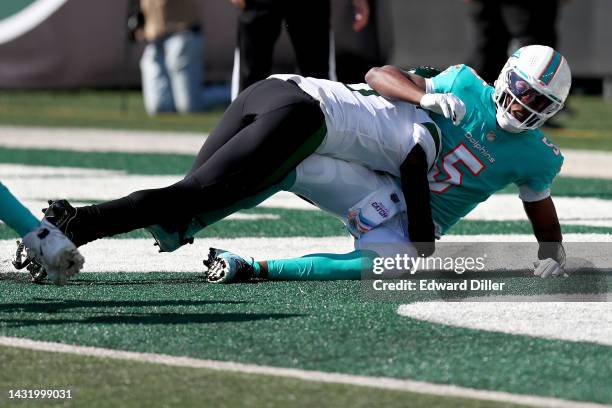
left=0, top=126, right=610, bottom=179
left=1, top=164, right=610, bottom=223
left=0, top=237, right=355, bottom=273
left=439, top=234, right=612, bottom=242
left=0, top=200, right=279, bottom=225
left=397, top=299, right=612, bottom=346
left=0, top=164, right=317, bottom=209
left=465, top=194, right=612, bottom=224
left=1, top=235, right=609, bottom=274
left=0, top=336, right=609, bottom=408
left=560, top=150, right=612, bottom=179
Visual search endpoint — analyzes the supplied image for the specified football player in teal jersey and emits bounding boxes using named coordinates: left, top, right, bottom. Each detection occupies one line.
left=364, top=44, right=570, bottom=278
left=207, top=45, right=571, bottom=282
left=1, top=182, right=83, bottom=284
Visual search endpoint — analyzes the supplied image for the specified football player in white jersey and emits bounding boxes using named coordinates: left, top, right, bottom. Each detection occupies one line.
left=36, top=70, right=463, bottom=278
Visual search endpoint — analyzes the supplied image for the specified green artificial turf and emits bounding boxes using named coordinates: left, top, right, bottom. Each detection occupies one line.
left=0, top=346, right=528, bottom=408
left=1, top=273, right=611, bottom=404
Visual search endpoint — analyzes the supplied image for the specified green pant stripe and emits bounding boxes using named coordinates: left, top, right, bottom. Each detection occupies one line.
left=422, top=122, right=441, bottom=166
left=253, top=123, right=327, bottom=191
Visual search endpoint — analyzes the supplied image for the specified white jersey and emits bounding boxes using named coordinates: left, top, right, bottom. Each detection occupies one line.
left=290, top=154, right=415, bottom=258
left=269, top=74, right=441, bottom=177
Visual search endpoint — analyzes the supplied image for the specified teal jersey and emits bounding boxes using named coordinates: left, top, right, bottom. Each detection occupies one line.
left=427, top=64, right=563, bottom=233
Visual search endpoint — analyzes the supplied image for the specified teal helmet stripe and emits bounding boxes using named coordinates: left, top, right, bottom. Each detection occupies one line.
left=540, top=51, right=562, bottom=85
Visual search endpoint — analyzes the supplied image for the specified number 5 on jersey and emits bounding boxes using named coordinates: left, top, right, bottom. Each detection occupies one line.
left=429, top=143, right=485, bottom=193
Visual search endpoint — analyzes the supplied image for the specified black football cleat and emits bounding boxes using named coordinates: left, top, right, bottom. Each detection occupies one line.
left=42, top=199, right=78, bottom=237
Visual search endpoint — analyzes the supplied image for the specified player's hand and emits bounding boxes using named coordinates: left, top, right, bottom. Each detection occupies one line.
left=420, top=93, right=466, bottom=125
left=229, top=0, right=246, bottom=9
left=533, top=258, right=566, bottom=278
left=352, top=0, right=370, bottom=32
left=534, top=242, right=567, bottom=278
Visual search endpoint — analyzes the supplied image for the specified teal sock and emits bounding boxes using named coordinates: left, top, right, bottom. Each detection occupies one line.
left=262, top=250, right=376, bottom=281
left=0, top=182, right=39, bottom=237
left=251, top=260, right=262, bottom=276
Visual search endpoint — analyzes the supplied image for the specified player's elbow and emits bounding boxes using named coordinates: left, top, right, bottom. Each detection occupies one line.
left=365, top=67, right=382, bottom=85
left=365, top=65, right=395, bottom=83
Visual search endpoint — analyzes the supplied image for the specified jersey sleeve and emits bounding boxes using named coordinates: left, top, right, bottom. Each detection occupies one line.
left=518, top=185, right=551, bottom=202
left=515, top=145, right=564, bottom=198
left=429, top=64, right=466, bottom=94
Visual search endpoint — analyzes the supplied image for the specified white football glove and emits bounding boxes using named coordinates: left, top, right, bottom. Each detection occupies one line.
left=533, top=258, right=567, bottom=278
left=420, top=93, right=466, bottom=125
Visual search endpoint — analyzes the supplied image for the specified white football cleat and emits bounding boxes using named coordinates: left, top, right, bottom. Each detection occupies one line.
left=22, top=220, right=84, bottom=285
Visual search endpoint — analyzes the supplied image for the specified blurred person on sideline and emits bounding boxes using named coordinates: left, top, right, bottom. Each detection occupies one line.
left=466, top=0, right=561, bottom=84
left=131, top=0, right=230, bottom=115
left=332, top=0, right=392, bottom=83
left=229, top=0, right=370, bottom=99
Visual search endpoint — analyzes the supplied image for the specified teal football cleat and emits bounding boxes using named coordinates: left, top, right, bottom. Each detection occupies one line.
left=203, top=248, right=255, bottom=284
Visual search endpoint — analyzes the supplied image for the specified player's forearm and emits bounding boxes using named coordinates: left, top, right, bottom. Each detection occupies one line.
left=523, top=197, right=563, bottom=243
left=365, top=65, right=426, bottom=104
left=523, top=197, right=566, bottom=267
left=400, top=145, right=435, bottom=256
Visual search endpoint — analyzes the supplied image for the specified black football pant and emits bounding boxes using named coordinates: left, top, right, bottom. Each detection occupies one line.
left=235, top=0, right=331, bottom=93
left=468, top=0, right=559, bottom=84
left=69, top=79, right=325, bottom=246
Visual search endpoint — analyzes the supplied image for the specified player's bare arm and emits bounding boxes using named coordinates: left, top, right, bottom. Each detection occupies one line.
left=365, top=65, right=426, bottom=103
left=523, top=197, right=562, bottom=243
left=365, top=65, right=466, bottom=125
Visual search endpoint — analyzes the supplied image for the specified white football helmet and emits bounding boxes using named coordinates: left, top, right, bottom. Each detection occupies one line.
left=493, top=45, right=571, bottom=133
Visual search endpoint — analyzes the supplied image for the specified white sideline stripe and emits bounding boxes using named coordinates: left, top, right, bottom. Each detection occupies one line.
left=0, top=126, right=206, bottom=154
left=0, top=126, right=610, bottom=179
left=0, top=337, right=609, bottom=408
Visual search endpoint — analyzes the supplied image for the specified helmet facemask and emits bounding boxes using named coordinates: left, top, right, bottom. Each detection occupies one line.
left=494, top=66, right=564, bottom=133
